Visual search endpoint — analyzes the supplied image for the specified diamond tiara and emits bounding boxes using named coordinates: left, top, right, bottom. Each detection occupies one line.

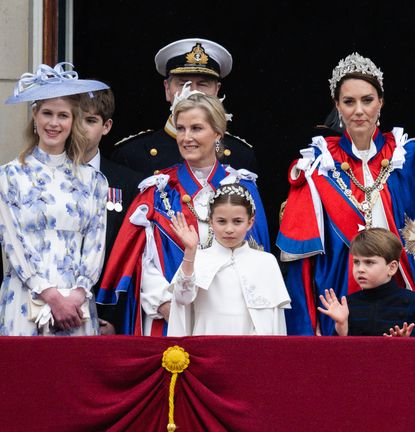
left=209, top=184, right=256, bottom=213
left=328, top=52, right=384, bottom=98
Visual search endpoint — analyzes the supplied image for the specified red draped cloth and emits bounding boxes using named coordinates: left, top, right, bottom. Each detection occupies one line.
left=0, top=336, right=414, bottom=431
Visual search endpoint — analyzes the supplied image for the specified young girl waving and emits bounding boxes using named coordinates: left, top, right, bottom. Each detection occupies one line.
left=168, top=184, right=291, bottom=336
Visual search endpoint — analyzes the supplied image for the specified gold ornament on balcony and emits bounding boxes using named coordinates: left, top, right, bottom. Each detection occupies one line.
left=162, top=345, right=190, bottom=431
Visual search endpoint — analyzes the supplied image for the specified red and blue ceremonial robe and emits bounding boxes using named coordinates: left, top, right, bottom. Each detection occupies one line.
left=97, top=161, right=270, bottom=335
left=277, top=127, right=415, bottom=335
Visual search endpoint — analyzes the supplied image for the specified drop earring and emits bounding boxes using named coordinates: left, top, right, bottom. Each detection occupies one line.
left=34, top=123, right=37, bottom=134
left=215, top=139, right=220, bottom=153
left=338, top=112, right=343, bottom=128
left=376, top=111, right=380, bottom=127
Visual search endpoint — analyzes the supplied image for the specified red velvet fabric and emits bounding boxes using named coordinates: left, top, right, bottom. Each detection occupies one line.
left=0, top=336, right=414, bottom=431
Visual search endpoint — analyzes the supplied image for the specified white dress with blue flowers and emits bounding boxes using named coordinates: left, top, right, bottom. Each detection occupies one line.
left=0, top=147, right=108, bottom=335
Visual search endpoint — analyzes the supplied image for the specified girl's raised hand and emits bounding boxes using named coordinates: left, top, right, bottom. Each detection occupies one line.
left=170, top=212, right=199, bottom=250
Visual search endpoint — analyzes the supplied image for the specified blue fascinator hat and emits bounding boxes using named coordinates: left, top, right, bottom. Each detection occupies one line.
left=5, top=62, right=109, bottom=104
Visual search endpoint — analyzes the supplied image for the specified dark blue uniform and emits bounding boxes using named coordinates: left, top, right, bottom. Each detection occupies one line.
left=111, top=121, right=257, bottom=177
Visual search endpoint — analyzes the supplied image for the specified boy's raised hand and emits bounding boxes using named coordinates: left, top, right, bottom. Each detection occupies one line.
left=170, top=212, right=199, bottom=250
left=383, top=322, right=415, bottom=338
left=317, top=288, right=349, bottom=323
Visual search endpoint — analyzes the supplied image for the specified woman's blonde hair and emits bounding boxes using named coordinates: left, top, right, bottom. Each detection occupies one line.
left=19, top=94, right=88, bottom=165
left=173, top=93, right=227, bottom=157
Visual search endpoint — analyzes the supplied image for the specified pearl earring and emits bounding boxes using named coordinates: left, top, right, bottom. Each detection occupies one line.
left=338, top=112, right=343, bottom=128
left=34, top=123, right=37, bottom=134
left=376, top=111, right=381, bottom=127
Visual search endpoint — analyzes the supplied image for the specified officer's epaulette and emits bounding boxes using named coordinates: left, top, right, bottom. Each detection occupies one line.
left=114, top=129, right=154, bottom=147
left=224, top=131, right=253, bottom=148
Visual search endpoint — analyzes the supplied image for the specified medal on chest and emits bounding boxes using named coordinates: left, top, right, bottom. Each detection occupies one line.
left=107, top=187, right=123, bottom=212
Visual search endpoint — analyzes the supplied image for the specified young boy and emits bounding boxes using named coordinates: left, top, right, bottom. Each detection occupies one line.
left=318, top=228, right=415, bottom=337
left=80, top=89, right=144, bottom=334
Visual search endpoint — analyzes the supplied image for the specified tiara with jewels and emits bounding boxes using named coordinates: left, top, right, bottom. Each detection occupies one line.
left=170, top=81, right=233, bottom=122
left=209, top=184, right=256, bottom=213
left=328, top=52, right=384, bottom=98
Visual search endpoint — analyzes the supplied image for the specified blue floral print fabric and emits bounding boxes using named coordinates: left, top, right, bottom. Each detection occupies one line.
left=0, top=147, right=107, bottom=335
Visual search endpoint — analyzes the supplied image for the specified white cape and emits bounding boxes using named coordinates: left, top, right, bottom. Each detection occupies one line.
left=168, top=240, right=291, bottom=336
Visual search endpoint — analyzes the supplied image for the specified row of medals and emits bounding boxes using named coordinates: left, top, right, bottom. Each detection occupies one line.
left=107, top=188, right=123, bottom=212
left=107, top=200, right=123, bottom=212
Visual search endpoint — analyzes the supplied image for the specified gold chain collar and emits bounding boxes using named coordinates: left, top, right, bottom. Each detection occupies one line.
left=332, top=158, right=393, bottom=229
left=182, top=196, right=213, bottom=249
left=160, top=192, right=213, bottom=249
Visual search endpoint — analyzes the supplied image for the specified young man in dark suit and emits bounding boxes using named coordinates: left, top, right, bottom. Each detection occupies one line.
left=80, top=89, right=144, bottom=334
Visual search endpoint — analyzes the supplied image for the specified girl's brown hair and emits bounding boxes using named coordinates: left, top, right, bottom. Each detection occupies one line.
left=209, top=183, right=255, bottom=218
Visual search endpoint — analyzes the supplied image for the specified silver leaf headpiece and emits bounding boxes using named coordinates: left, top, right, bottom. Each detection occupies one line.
left=328, top=52, right=384, bottom=98
left=170, top=81, right=233, bottom=122
left=209, top=184, right=256, bottom=214
left=170, top=81, right=203, bottom=114
left=219, top=94, right=233, bottom=122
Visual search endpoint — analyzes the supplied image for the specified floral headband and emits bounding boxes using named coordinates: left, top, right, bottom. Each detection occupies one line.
left=209, top=184, right=256, bottom=213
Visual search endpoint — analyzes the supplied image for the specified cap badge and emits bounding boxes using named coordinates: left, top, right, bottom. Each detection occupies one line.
left=185, top=43, right=209, bottom=65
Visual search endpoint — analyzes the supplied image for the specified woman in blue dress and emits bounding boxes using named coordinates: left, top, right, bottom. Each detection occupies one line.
left=0, top=63, right=109, bottom=335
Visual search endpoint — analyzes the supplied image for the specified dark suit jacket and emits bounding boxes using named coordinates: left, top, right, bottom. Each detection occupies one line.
left=111, top=127, right=257, bottom=177
left=95, top=157, right=144, bottom=332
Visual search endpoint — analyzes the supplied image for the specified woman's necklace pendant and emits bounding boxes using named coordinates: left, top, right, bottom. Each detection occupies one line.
left=332, top=158, right=393, bottom=229
left=360, top=200, right=371, bottom=212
